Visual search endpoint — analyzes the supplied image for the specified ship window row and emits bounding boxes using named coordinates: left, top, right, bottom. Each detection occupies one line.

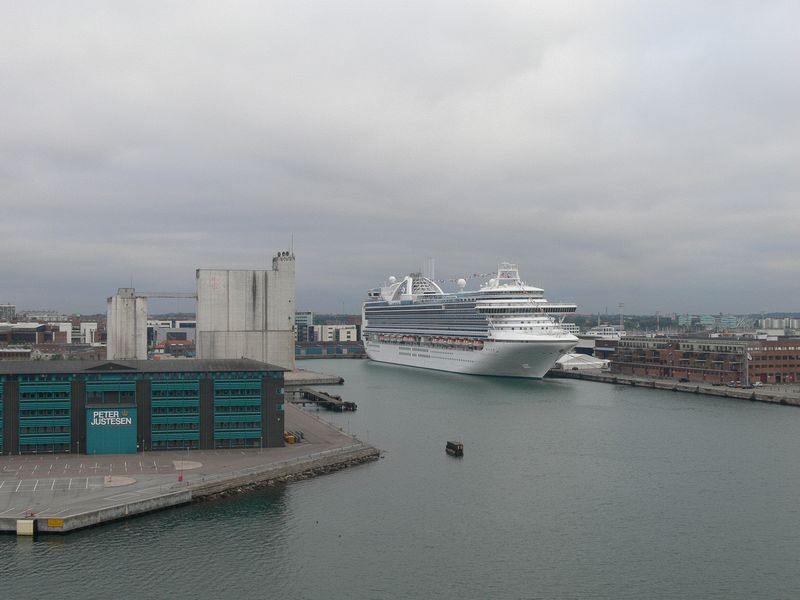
left=367, top=317, right=486, bottom=324
left=367, top=315, right=485, bottom=320
left=367, top=324, right=487, bottom=331
left=480, top=308, right=548, bottom=314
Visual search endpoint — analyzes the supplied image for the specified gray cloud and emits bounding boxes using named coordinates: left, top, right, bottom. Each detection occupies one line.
left=1, top=1, right=799, bottom=315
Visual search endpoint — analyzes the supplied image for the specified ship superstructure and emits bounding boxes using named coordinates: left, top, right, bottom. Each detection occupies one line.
left=362, top=263, right=578, bottom=378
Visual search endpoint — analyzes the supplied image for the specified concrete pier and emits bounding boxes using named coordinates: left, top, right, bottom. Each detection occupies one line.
left=548, top=369, right=800, bottom=407
left=285, top=369, right=345, bottom=387
left=0, top=404, right=379, bottom=535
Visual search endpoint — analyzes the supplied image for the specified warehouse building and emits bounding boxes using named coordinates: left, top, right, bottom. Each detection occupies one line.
left=0, top=359, right=285, bottom=455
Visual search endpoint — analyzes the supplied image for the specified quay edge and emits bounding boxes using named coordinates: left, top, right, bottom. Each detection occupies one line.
left=1, top=443, right=381, bottom=536
left=548, top=369, right=800, bottom=407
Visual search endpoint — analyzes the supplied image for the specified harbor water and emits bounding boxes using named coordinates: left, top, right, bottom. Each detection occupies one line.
left=5, top=358, right=800, bottom=599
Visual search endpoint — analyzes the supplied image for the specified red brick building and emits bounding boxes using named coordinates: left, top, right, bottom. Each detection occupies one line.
left=611, top=337, right=800, bottom=385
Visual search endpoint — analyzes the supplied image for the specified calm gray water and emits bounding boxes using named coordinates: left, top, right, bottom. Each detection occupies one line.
left=4, top=359, right=800, bottom=599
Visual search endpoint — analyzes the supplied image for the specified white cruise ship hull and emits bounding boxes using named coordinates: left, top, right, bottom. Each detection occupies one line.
left=364, top=339, right=575, bottom=379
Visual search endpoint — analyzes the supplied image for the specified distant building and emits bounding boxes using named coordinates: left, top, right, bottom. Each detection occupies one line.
left=50, top=322, right=73, bottom=344
left=107, top=288, right=148, bottom=360
left=310, top=324, right=358, bottom=342
left=296, top=340, right=365, bottom=358
left=0, top=304, right=15, bottom=322
left=561, top=323, right=580, bottom=335
left=0, top=323, right=47, bottom=344
left=152, top=339, right=195, bottom=357
left=611, top=336, right=800, bottom=384
left=295, top=311, right=313, bottom=342
left=719, top=315, right=738, bottom=329
left=20, top=310, right=67, bottom=322
left=0, top=348, right=32, bottom=361
left=148, top=319, right=173, bottom=329
left=81, top=322, right=98, bottom=345
left=699, top=315, right=716, bottom=328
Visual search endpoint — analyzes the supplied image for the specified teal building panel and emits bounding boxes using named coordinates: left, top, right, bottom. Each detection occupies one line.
left=86, top=408, right=137, bottom=454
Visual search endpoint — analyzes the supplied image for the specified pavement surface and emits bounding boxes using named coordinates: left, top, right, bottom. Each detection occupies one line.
left=0, top=404, right=359, bottom=521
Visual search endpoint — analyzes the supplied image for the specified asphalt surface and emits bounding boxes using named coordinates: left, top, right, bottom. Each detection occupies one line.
left=0, top=404, right=359, bottom=520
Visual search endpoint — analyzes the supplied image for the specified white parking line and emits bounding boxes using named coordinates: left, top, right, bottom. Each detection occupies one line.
left=85, top=478, right=89, bottom=489
left=15, top=481, right=23, bottom=492
left=0, top=481, right=5, bottom=490
left=0, top=507, right=18, bottom=516
left=68, top=478, right=72, bottom=490
left=33, top=480, right=39, bottom=492
left=51, top=480, right=56, bottom=491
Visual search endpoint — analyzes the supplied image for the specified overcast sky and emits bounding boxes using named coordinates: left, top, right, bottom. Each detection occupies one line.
left=2, top=1, right=799, bottom=316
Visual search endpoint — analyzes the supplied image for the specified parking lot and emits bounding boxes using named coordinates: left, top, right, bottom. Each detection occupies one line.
left=0, top=404, right=364, bottom=522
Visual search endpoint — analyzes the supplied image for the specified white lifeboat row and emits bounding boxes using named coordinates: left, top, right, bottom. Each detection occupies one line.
left=375, top=333, right=485, bottom=351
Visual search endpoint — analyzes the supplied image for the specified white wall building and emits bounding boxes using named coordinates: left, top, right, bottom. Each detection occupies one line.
left=107, top=288, right=148, bottom=360
left=49, top=322, right=72, bottom=344
left=561, top=323, right=580, bottom=335
left=196, top=252, right=295, bottom=370
left=310, top=324, right=358, bottom=342
left=81, top=322, right=98, bottom=345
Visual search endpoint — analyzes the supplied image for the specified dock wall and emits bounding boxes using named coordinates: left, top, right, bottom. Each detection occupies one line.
left=191, top=444, right=379, bottom=499
left=38, top=491, right=193, bottom=533
left=548, top=370, right=800, bottom=407
left=1, top=443, right=380, bottom=535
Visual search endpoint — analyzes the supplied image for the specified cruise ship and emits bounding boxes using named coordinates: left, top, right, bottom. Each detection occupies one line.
left=362, top=263, right=579, bottom=378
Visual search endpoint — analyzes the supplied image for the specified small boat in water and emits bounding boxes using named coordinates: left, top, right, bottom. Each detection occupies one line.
left=446, top=441, right=464, bottom=457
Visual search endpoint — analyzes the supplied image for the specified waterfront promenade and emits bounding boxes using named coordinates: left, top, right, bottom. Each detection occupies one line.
left=549, top=369, right=800, bottom=407
left=0, top=404, right=379, bottom=534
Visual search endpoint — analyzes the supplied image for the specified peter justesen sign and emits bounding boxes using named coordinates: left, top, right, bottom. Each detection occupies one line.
left=90, top=410, right=133, bottom=426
